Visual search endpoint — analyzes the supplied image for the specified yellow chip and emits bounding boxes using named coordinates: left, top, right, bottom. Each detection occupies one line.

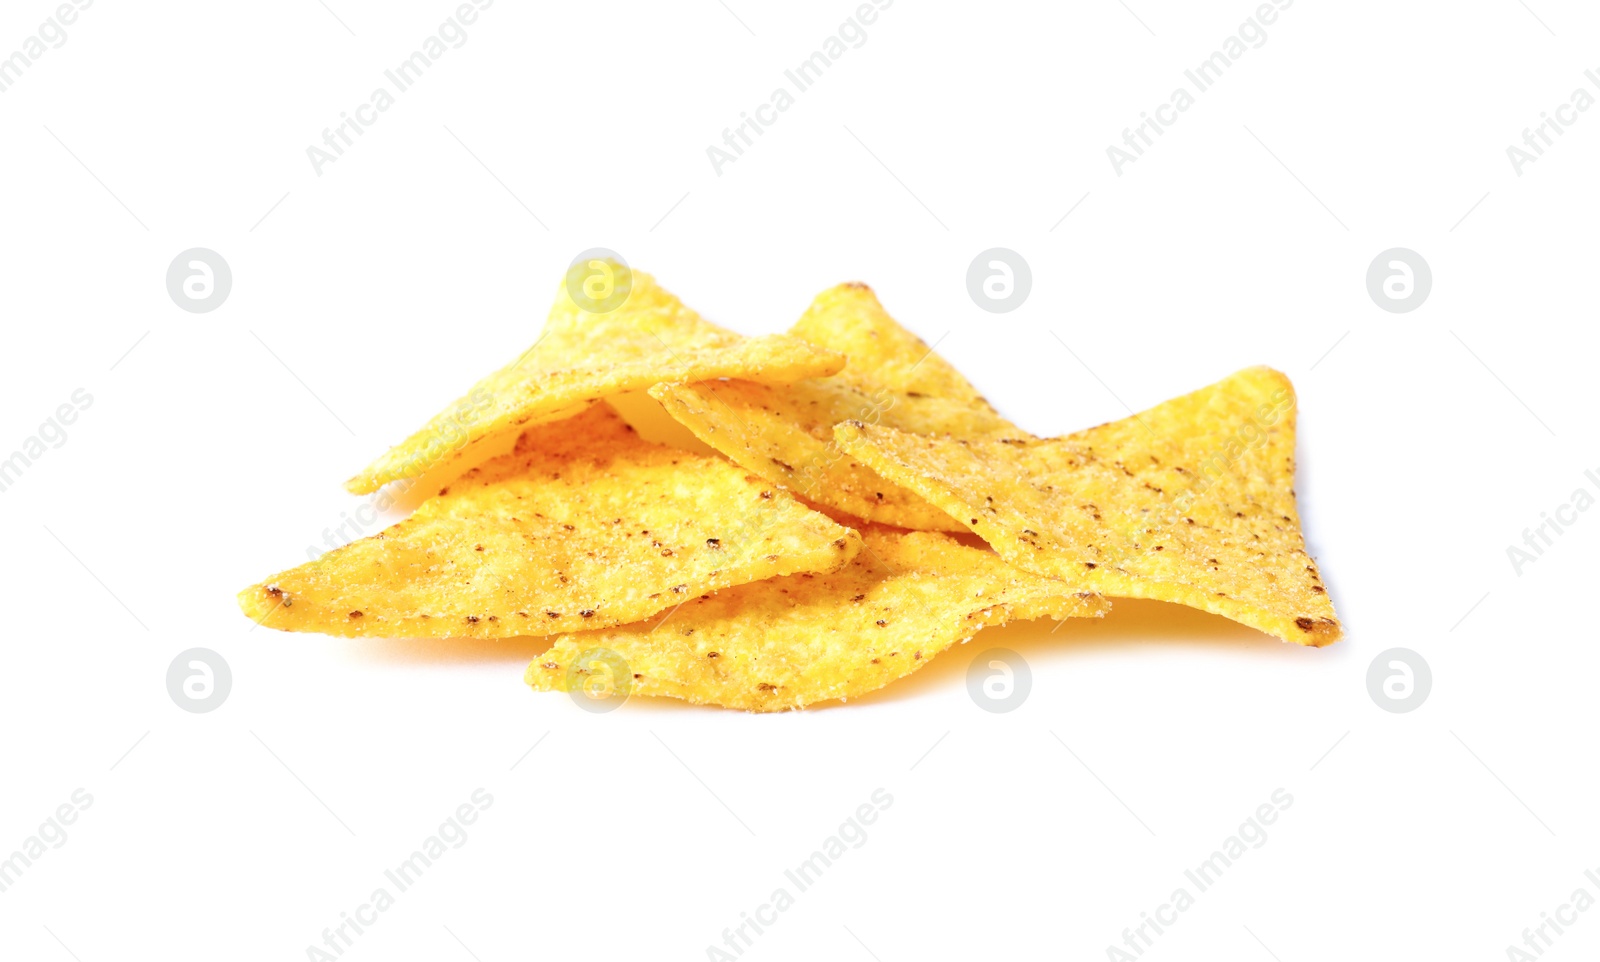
left=345, top=263, right=845, bottom=494
left=833, top=367, right=1341, bottom=646
left=526, top=525, right=1109, bottom=711
left=242, top=404, right=862, bottom=638
left=650, top=282, right=1021, bottom=532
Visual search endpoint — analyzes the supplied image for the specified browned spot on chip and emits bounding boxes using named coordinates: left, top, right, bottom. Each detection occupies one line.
left=526, top=527, right=1108, bottom=711
left=344, top=265, right=845, bottom=494
left=244, top=404, right=862, bottom=639
left=649, top=283, right=1025, bottom=532
left=834, top=368, right=1340, bottom=646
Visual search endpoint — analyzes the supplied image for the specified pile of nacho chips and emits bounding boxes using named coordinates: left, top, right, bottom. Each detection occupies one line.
left=240, top=261, right=1341, bottom=711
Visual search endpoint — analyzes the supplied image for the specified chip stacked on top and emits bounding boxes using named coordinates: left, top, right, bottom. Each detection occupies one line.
left=651, top=281, right=1025, bottom=531
left=344, top=262, right=846, bottom=495
left=241, top=404, right=862, bottom=638
left=834, top=366, right=1342, bottom=646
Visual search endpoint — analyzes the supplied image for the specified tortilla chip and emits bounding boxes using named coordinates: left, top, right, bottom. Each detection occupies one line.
left=526, top=525, right=1109, bottom=711
left=650, top=282, right=1021, bottom=532
left=345, top=264, right=845, bottom=494
left=833, top=367, right=1341, bottom=646
left=242, top=404, right=862, bottom=638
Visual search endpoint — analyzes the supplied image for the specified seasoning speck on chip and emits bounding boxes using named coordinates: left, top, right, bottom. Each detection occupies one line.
left=345, top=264, right=845, bottom=494
left=242, top=404, right=862, bottom=638
left=652, top=281, right=1023, bottom=532
left=240, top=259, right=1345, bottom=710
left=834, top=367, right=1341, bottom=646
left=526, top=525, right=1109, bottom=711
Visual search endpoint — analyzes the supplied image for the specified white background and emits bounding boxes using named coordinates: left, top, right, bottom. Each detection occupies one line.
left=2, top=1, right=1597, bottom=959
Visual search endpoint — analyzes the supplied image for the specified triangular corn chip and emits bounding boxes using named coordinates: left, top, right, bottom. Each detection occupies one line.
left=243, top=404, right=862, bottom=638
left=833, top=367, right=1341, bottom=646
left=650, top=282, right=1021, bottom=532
left=345, top=264, right=845, bottom=494
left=526, top=525, right=1109, bottom=711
